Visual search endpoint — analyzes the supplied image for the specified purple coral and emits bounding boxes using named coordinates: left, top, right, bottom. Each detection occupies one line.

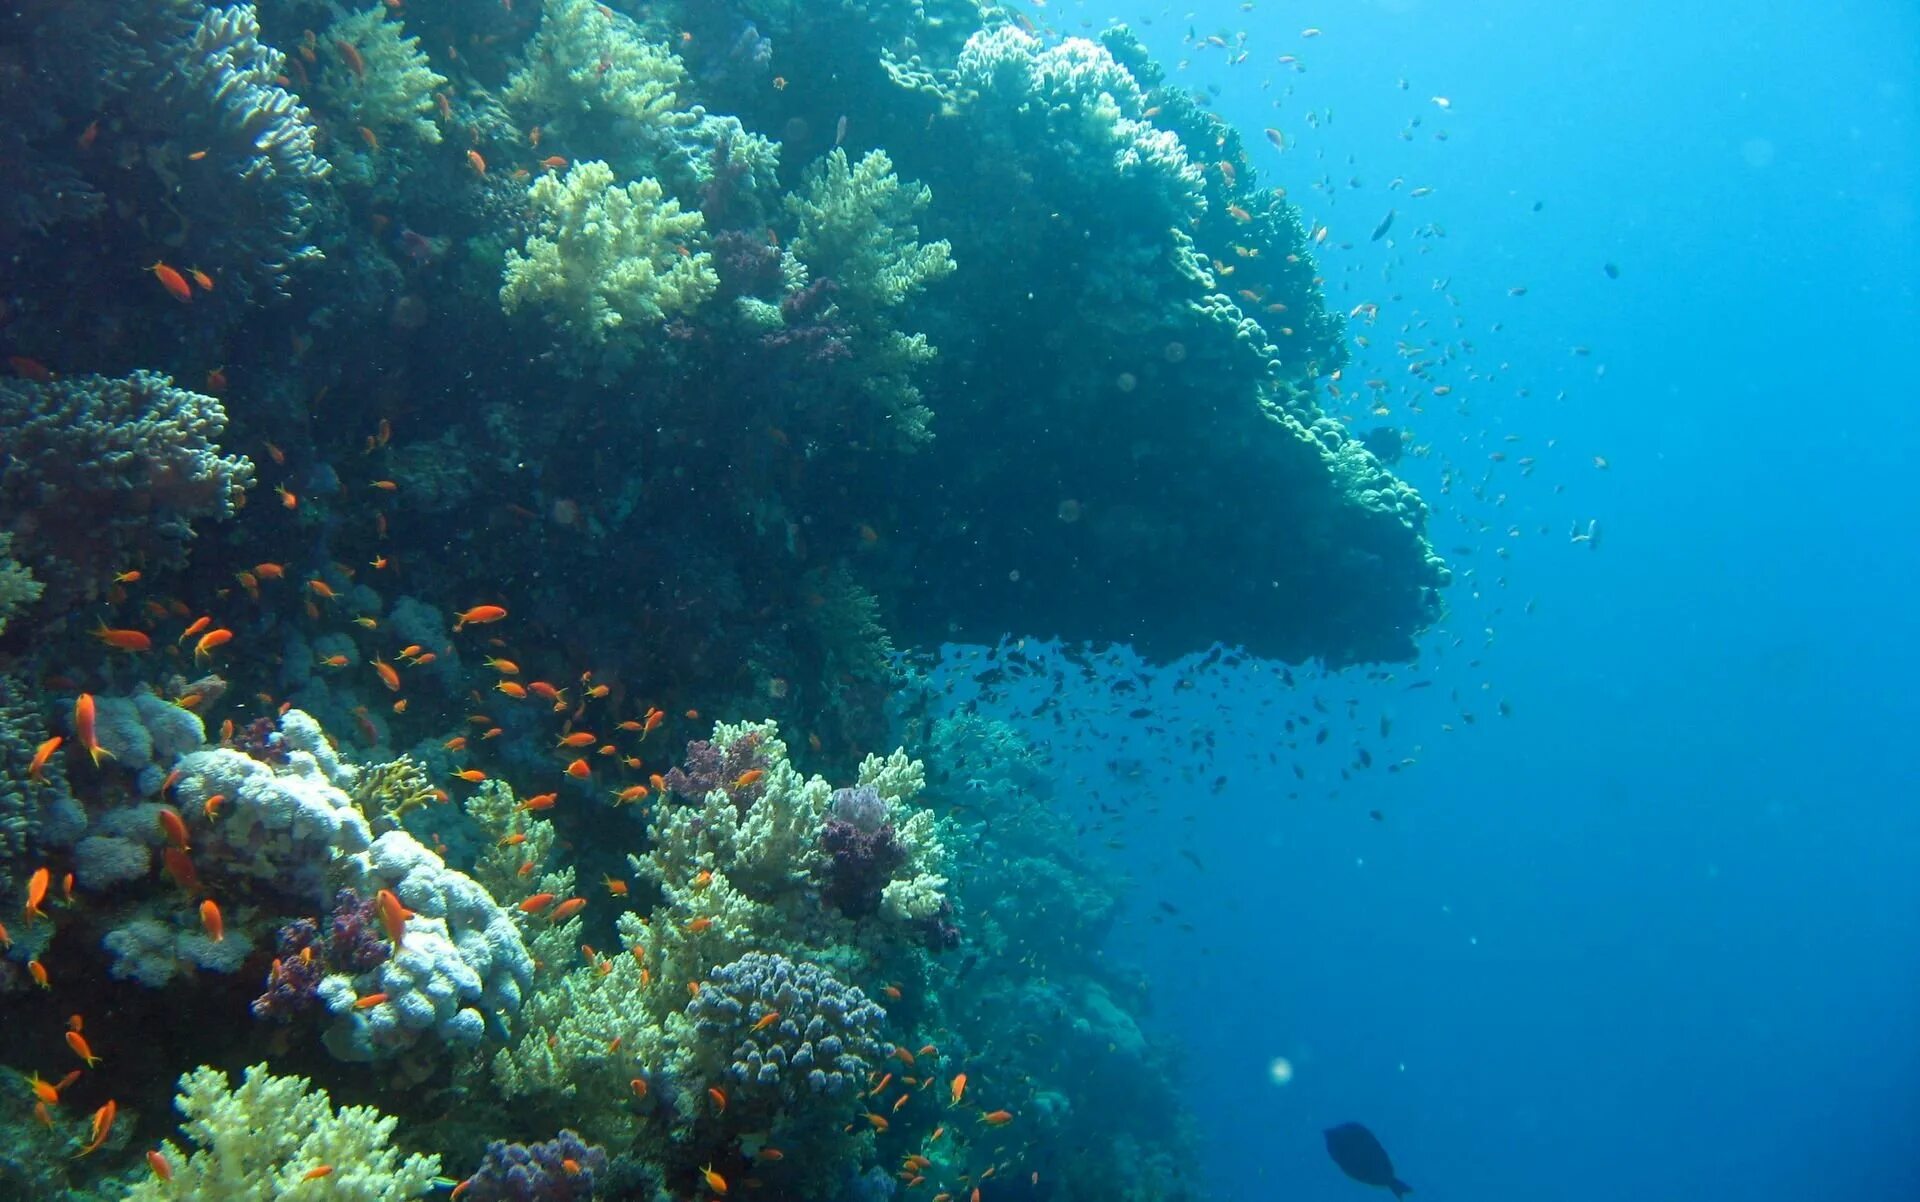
left=663, top=731, right=770, bottom=812
left=689, top=951, right=888, bottom=1104
left=761, top=277, right=853, bottom=366
left=250, top=890, right=389, bottom=1020
left=459, top=1130, right=607, bottom=1202
left=820, top=787, right=907, bottom=918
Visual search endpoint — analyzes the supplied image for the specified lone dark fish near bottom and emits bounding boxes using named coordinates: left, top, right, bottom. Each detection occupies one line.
left=1324, top=1122, right=1413, bottom=1198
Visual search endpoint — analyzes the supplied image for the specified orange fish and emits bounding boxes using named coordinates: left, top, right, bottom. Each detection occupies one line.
left=486, top=657, right=520, bottom=675
left=978, top=1109, right=1014, bottom=1126
left=353, top=992, right=390, bottom=1009
left=254, top=562, right=285, bottom=579
left=466, top=149, right=487, bottom=176
left=375, top=888, right=408, bottom=947
left=75, top=1099, right=116, bottom=1157
left=371, top=657, right=401, bottom=691
left=733, top=769, right=764, bottom=789
left=27, top=736, right=61, bottom=782
left=609, top=784, right=649, bottom=806
left=548, top=896, right=587, bottom=923
left=162, top=847, right=200, bottom=893
left=892, top=1093, right=910, bottom=1113
left=630, top=1078, right=649, bottom=1099
left=707, top=1086, right=727, bottom=1113
left=602, top=875, right=629, bottom=896
left=148, top=262, right=192, bottom=302
left=146, top=1150, right=173, bottom=1181
left=91, top=622, right=152, bottom=652
left=28, top=959, right=49, bottom=988
left=702, top=1164, right=728, bottom=1195
left=193, top=628, right=233, bottom=662
left=277, top=484, right=299, bottom=510
left=203, top=794, right=226, bottom=822
left=564, top=758, right=591, bottom=779
left=189, top=267, right=214, bottom=291
left=199, top=898, right=225, bottom=942
left=335, top=36, right=366, bottom=76
left=25, top=866, right=51, bottom=921
left=495, top=680, right=529, bottom=699
left=177, top=616, right=212, bottom=645
left=452, top=768, right=487, bottom=784
left=303, top=1165, right=335, bottom=1181
left=66, top=1030, right=101, bottom=1067
left=518, top=893, right=558, bottom=913
left=73, top=693, right=110, bottom=767
left=752, top=1010, right=781, bottom=1032
left=685, top=916, right=713, bottom=933
left=539, top=155, right=569, bottom=170
left=516, top=792, right=557, bottom=812
left=865, top=1112, right=889, bottom=1131
left=157, top=807, right=190, bottom=851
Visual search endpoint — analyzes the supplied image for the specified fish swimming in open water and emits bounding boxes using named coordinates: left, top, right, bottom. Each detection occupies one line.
left=1324, top=1122, right=1412, bottom=1197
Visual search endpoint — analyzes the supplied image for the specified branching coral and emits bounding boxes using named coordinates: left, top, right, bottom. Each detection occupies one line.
left=788, top=149, right=954, bottom=314
left=500, top=160, right=717, bottom=375
left=0, top=534, right=42, bottom=637
left=319, top=7, right=447, bottom=146
left=124, top=1063, right=440, bottom=1201
left=0, top=371, right=252, bottom=608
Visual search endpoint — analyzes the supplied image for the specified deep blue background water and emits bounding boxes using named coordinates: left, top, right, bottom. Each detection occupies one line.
left=970, top=2, right=1917, bottom=1197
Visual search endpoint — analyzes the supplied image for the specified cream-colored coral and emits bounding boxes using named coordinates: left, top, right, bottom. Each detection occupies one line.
left=503, top=0, right=684, bottom=144
left=788, top=148, right=954, bottom=313
left=320, top=7, right=446, bottom=145
left=500, top=159, right=716, bottom=373
left=0, top=533, right=41, bottom=636
left=124, top=1063, right=439, bottom=1201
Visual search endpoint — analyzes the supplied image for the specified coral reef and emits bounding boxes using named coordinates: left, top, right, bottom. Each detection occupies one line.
left=0, top=533, right=42, bottom=636
left=124, top=1062, right=440, bottom=1201
left=319, top=7, right=447, bottom=147
left=674, top=950, right=890, bottom=1106
left=0, top=371, right=253, bottom=608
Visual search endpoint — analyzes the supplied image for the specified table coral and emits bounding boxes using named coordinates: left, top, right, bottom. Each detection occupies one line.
left=124, top=1062, right=439, bottom=1202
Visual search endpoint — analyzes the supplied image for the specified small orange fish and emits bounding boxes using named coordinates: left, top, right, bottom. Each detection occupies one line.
left=157, top=807, right=190, bottom=851
left=466, top=149, right=487, bottom=176
left=495, top=680, right=529, bottom=699
left=162, top=847, right=200, bottom=893
left=866, top=1112, right=889, bottom=1132
left=539, top=155, right=568, bottom=170
left=189, top=267, right=214, bottom=291
left=148, top=261, right=192, bottom=302
left=452, top=768, right=487, bottom=784
left=335, top=36, right=365, bottom=77
left=733, top=769, right=764, bottom=789
left=630, top=1077, right=649, bottom=1098
left=76, top=1099, right=116, bottom=1156
left=978, top=1109, right=1014, bottom=1126
left=516, top=792, right=557, bottom=812
left=564, top=758, right=591, bottom=778
left=25, top=865, right=50, bottom=921
left=354, top=992, right=390, bottom=1009
left=203, top=794, right=226, bottom=822
left=199, top=898, right=225, bottom=942
left=555, top=731, right=596, bottom=748
left=66, top=1030, right=101, bottom=1066
left=518, top=893, right=558, bottom=914
left=752, top=1011, right=781, bottom=1032
left=91, top=622, right=152, bottom=652
left=302, top=1165, right=335, bottom=1181
left=548, top=896, right=587, bottom=923
left=602, top=875, right=629, bottom=896
left=610, top=784, right=649, bottom=806
left=73, top=693, right=110, bottom=767
left=27, top=736, right=61, bottom=782
left=375, top=887, right=408, bottom=947
left=193, top=628, right=233, bottom=662
left=685, top=916, right=713, bottom=933
left=707, top=1086, right=727, bottom=1113
left=486, top=657, right=520, bottom=675
left=757, top=1147, right=784, bottom=1161
left=702, top=1164, right=728, bottom=1195
left=146, top=1150, right=173, bottom=1181
left=892, top=1092, right=910, bottom=1113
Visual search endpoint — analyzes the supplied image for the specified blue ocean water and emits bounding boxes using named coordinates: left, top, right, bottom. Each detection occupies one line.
left=970, top=1, right=1919, bottom=1197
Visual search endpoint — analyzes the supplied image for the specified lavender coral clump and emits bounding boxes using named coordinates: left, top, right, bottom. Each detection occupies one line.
left=820, top=786, right=907, bottom=917
left=459, top=1130, right=607, bottom=1202
left=663, top=731, right=769, bottom=810
left=252, top=890, right=390, bottom=1020
left=689, top=951, right=888, bottom=1103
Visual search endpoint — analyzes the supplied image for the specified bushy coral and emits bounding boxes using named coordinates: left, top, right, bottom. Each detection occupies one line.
left=319, top=7, right=447, bottom=147
left=124, top=1062, right=440, bottom=1202
left=0, top=673, right=72, bottom=877
left=102, top=911, right=254, bottom=987
left=788, top=149, right=954, bottom=314
left=0, top=533, right=41, bottom=636
left=500, top=160, right=717, bottom=375
left=0, top=371, right=253, bottom=607
left=252, top=890, right=391, bottom=1021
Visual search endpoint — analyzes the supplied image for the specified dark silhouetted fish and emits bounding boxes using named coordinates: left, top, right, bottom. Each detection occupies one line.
left=1324, top=1122, right=1412, bottom=1198
left=1370, top=209, right=1395, bottom=241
